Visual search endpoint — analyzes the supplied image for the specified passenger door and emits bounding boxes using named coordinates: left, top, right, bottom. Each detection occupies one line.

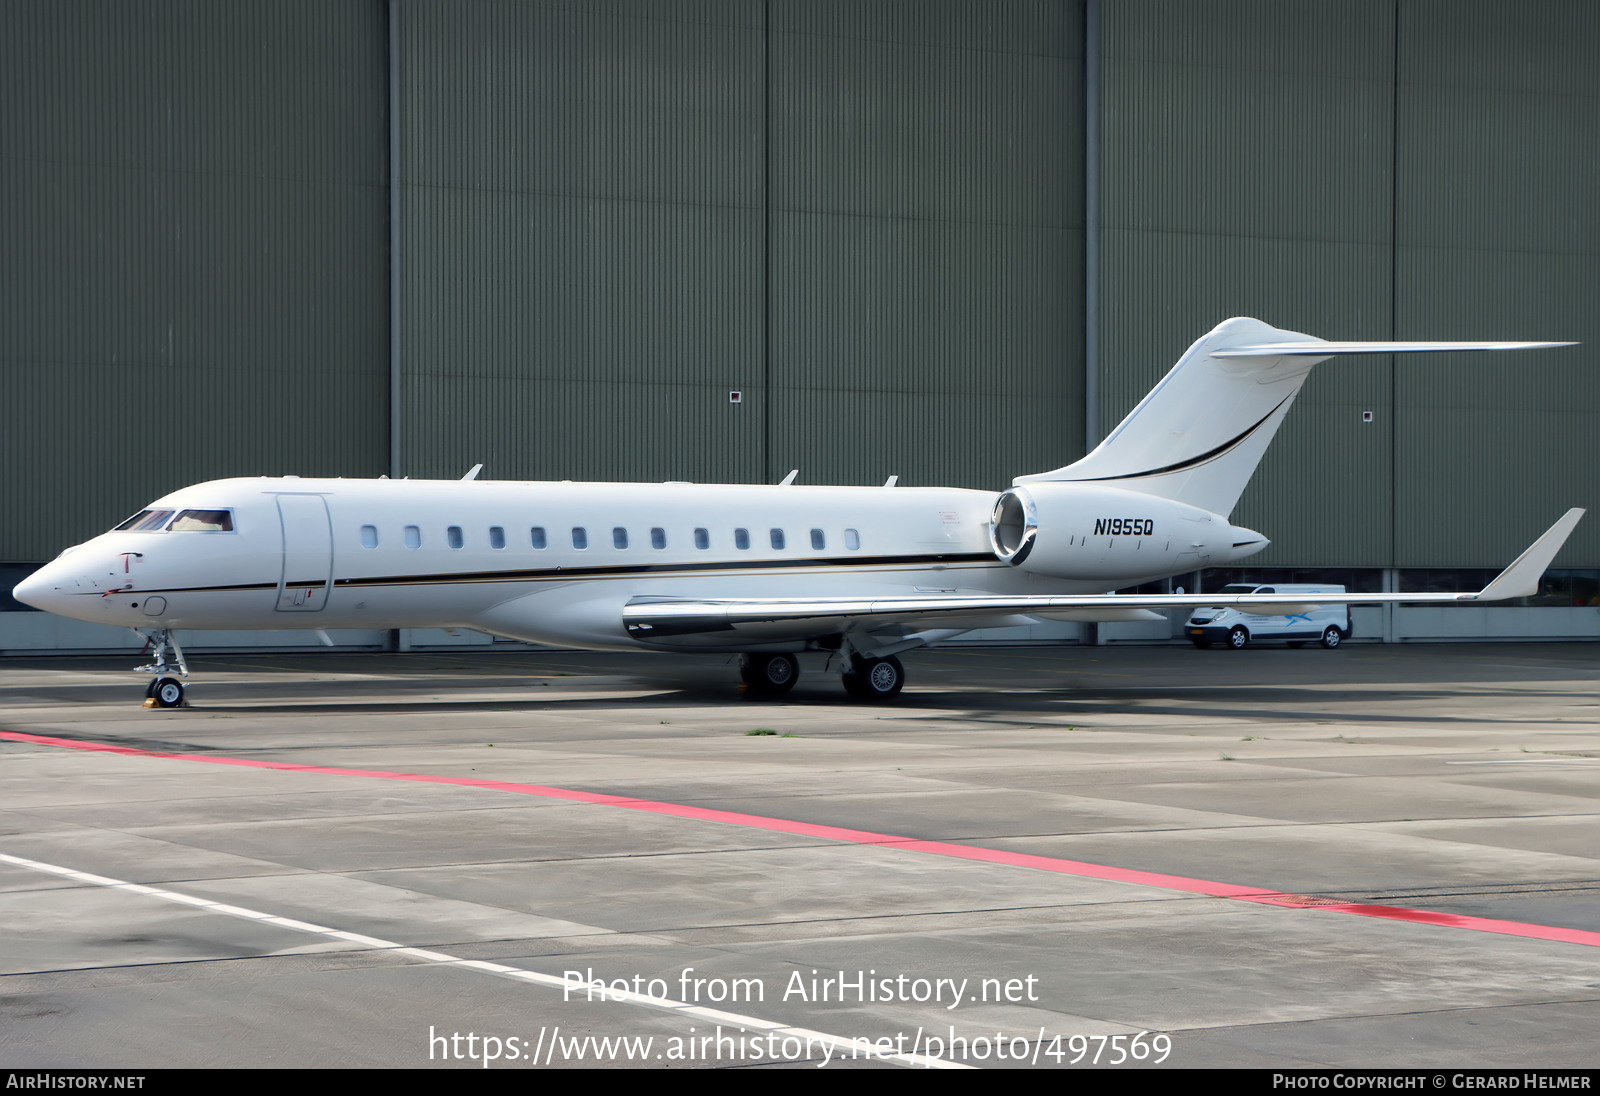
left=275, top=494, right=332, bottom=612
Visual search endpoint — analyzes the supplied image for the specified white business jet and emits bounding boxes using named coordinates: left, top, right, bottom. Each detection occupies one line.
left=14, top=318, right=1583, bottom=707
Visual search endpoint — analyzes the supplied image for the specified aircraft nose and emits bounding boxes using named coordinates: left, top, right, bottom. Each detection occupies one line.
left=12, top=555, right=92, bottom=614
left=14, top=554, right=121, bottom=621
left=12, top=566, right=58, bottom=611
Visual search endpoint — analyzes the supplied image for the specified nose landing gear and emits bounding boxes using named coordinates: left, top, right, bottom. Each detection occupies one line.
left=134, top=628, right=189, bottom=708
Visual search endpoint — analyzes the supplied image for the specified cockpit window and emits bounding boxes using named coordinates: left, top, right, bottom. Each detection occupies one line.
left=169, top=509, right=234, bottom=532
left=115, top=509, right=176, bottom=532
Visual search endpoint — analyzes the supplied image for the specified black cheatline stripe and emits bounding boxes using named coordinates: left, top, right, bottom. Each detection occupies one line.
left=334, top=552, right=998, bottom=588
left=1070, top=396, right=1291, bottom=482
left=132, top=552, right=1001, bottom=597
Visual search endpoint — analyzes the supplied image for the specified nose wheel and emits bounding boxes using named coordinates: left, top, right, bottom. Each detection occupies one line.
left=134, top=627, right=189, bottom=708
left=145, top=677, right=186, bottom=708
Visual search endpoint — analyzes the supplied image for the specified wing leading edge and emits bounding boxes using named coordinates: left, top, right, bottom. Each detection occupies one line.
left=1213, top=340, right=1576, bottom=358
left=622, top=509, right=1585, bottom=639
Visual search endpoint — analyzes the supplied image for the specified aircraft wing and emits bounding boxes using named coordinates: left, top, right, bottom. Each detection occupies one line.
left=622, top=509, right=1585, bottom=639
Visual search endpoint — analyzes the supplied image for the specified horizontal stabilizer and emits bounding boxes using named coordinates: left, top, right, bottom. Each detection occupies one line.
left=1215, top=340, right=1575, bottom=358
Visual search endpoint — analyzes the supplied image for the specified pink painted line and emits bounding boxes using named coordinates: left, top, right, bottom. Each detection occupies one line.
left=6, top=728, right=1599, bottom=948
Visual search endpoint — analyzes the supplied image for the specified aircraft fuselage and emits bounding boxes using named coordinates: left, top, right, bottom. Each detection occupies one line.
left=18, top=476, right=1251, bottom=653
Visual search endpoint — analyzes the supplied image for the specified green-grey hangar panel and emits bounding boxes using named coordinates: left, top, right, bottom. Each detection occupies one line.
left=397, top=0, right=1081, bottom=496
left=1, top=0, right=390, bottom=561
left=1, top=0, right=1594, bottom=583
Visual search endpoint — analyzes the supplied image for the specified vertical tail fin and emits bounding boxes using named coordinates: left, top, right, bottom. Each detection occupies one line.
left=1018, top=318, right=1572, bottom=517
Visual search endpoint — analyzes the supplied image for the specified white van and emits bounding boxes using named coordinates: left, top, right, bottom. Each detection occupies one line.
left=1186, top=585, right=1350, bottom=649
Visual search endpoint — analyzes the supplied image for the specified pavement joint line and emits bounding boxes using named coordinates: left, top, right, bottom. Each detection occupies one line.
left=0, top=849, right=969, bottom=1070
left=5, top=727, right=1600, bottom=951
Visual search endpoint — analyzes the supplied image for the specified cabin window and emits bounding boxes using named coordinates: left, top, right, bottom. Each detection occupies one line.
left=651, top=527, right=666, bottom=549
left=810, top=528, right=825, bottom=551
left=613, top=527, right=628, bottom=549
left=770, top=528, right=785, bottom=550
left=447, top=525, right=464, bottom=549
left=572, top=527, right=588, bottom=550
left=489, top=526, right=505, bottom=550
left=530, top=527, right=547, bottom=549
left=360, top=525, right=378, bottom=549
left=694, top=527, right=709, bottom=550
left=734, top=528, right=750, bottom=550
left=169, top=509, right=234, bottom=532
left=404, top=525, right=421, bottom=549
left=844, top=528, right=860, bottom=550
left=115, top=509, right=175, bottom=532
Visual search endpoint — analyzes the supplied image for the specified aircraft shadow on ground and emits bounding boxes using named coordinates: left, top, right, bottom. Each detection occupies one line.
left=83, top=679, right=1592, bottom=726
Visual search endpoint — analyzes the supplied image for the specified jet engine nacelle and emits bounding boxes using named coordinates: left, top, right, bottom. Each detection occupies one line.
left=987, top=482, right=1267, bottom=581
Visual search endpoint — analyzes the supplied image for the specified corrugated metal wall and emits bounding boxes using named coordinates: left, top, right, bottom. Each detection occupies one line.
left=399, top=0, right=766, bottom=485
left=0, top=0, right=389, bottom=560
left=399, top=0, right=1078, bottom=492
left=1099, top=0, right=1399, bottom=567
left=1097, top=0, right=1598, bottom=569
left=1392, top=0, right=1600, bottom=566
left=768, top=1, right=1081, bottom=490
left=3, top=0, right=1595, bottom=579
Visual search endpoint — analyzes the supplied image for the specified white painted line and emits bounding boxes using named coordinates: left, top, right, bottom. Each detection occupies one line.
left=0, top=850, right=971, bottom=1069
left=1445, top=759, right=1596, bottom=765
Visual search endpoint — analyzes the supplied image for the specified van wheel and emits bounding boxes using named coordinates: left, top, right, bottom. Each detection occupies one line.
left=1320, top=626, right=1343, bottom=649
left=1228, top=626, right=1249, bottom=650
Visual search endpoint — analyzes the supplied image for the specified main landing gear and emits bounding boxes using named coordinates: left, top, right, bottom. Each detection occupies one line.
left=841, top=655, right=905, bottom=702
left=738, top=651, right=908, bottom=703
left=134, top=628, right=189, bottom=708
left=740, top=653, right=799, bottom=697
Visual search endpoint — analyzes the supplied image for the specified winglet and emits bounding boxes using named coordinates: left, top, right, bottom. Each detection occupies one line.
left=1476, top=509, right=1586, bottom=601
left=461, top=463, right=483, bottom=481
